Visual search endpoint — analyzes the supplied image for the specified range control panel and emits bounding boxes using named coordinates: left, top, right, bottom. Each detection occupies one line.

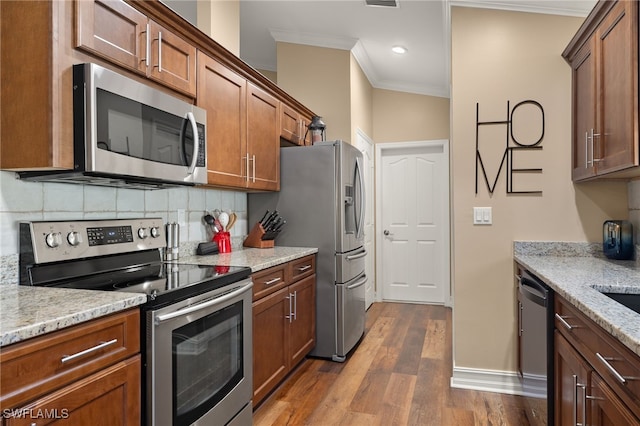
left=22, top=218, right=166, bottom=264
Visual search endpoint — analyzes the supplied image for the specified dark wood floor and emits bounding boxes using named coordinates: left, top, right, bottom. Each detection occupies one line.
left=253, top=302, right=535, bottom=426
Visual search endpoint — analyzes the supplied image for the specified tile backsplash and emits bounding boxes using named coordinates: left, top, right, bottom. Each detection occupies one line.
left=0, top=171, right=248, bottom=284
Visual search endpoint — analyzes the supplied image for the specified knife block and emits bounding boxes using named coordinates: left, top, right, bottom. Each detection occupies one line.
left=243, top=223, right=275, bottom=248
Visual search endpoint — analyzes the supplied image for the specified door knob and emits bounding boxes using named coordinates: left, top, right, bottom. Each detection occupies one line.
left=384, top=230, right=390, bottom=236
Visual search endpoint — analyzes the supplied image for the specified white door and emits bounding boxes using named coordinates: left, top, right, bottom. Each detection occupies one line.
left=377, top=141, right=449, bottom=304
left=354, top=130, right=376, bottom=309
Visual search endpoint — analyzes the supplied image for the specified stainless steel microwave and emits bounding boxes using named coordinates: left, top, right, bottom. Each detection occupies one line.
left=19, top=63, right=207, bottom=189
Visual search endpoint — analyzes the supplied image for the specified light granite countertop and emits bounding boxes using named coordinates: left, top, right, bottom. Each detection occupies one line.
left=0, top=286, right=146, bottom=347
left=0, top=246, right=317, bottom=348
left=514, top=242, right=640, bottom=358
left=179, top=246, right=318, bottom=272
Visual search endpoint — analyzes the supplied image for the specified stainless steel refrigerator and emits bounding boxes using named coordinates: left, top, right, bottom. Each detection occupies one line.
left=248, top=140, right=367, bottom=362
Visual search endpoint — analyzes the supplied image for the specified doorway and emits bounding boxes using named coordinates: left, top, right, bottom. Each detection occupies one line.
left=354, top=129, right=376, bottom=309
left=375, top=140, right=450, bottom=304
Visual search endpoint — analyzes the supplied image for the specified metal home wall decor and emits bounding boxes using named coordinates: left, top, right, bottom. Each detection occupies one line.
left=475, top=100, right=545, bottom=195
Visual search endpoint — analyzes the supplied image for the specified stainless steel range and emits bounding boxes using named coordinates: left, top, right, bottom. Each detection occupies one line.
left=19, top=218, right=253, bottom=426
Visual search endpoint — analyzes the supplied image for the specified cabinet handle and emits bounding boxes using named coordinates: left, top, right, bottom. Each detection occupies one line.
left=296, top=265, right=312, bottom=272
left=573, top=375, right=588, bottom=426
left=285, top=293, right=293, bottom=323
left=155, top=31, right=163, bottom=72
left=292, top=290, right=297, bottom=320
left=573, top=375, right=579, bottom=426
left=244, top=154, right=250, bottom=181
left=61, top=339, right=118, bottom=364
left=584, top=130, right=590, bottom=167
left=555, top=313, right=575, bottom=331
left=251, top=155, right=256, bottom=183
left=596, top=352, right=627, bottom=384
left=141, top=23, right=150, bottom=67
left=263, top=277, right=281, bottom=286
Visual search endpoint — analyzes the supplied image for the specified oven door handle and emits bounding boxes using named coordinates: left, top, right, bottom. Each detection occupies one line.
left=155, top=281, right=253, bottom=325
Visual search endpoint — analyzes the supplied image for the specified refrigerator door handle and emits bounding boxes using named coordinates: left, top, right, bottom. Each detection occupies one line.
left=347, top=275, right=367, bottom=290
left=354, top=156, right=365, bottom=240
left=346, top=250, right=367, bottom=261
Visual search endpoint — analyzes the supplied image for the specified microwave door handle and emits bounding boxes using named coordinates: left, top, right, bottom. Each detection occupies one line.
left=185, top=112, right=199, bottom=175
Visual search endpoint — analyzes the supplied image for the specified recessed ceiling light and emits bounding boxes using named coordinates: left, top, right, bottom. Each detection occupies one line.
left=392, top=45, right=407, bottom=54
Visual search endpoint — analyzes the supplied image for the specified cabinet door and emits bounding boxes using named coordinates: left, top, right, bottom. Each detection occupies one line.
left=75, top=0, right=147, bottom=74
left=4, top=356, right=140, bottom=426
left=147, top=20, right=197, bottom=97
left=590, top=372, right=640, bottom=426
left=281, top=103, right=301, bottom=144
left=247, top=83, right=280, bottom=191
left=288, top=275, right=316, bottom=368
left=594, top=0, right=639, bottom=175
left=571, top=37, right=597, bottom=181
left=197, top=53, right=248, bottom=188
left=555, top=331, right=591, bottom=426
left=253, top=287, right=289, bottom=405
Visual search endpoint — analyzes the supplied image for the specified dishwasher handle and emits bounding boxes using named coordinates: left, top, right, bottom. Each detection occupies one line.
left=519, top=276, right=548, bottom=307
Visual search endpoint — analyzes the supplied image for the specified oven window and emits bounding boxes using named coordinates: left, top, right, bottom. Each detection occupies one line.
left=172, top=300, right=244, bottom=425
left=96, top=89, right=197, bottom=166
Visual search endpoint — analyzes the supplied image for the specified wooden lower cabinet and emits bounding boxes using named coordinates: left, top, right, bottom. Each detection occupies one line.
left=4, top=356, right=140, bottom=426
left=252, top=255, right=316, bottom=406
left=253, top=287, right=289, bottom=405
left=554, top=295, right=640, bottom=425
left=0, top=309, right=141, bottom=425
left=555, top=331, right=592, bottom=426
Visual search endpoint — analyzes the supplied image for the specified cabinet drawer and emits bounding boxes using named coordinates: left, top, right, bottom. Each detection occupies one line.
left=288, top=255, right=316, bottom=283
left=252, top=264, right=287, bottom=301
left=555, top=297, right=600, bottom=355
left=0, top=309, right=140, bottom=408
left=556, top=297, right=640, bottom=417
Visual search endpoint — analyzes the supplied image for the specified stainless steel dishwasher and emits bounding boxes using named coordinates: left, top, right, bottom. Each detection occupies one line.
left=517, top=267, right=554, bottom=426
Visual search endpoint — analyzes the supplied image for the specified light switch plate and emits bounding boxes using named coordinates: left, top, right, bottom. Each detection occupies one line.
left=473, top=207, right=492, bottom=225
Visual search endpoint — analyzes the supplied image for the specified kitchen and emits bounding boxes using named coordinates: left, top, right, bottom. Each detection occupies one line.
left=1, top=0, right=640, bottom=425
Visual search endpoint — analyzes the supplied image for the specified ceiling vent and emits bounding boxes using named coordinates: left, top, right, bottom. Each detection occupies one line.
left=365, top=0, right=398, bottom=8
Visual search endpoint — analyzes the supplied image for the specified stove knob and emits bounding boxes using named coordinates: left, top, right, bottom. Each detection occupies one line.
left=150, top=226, right=160, bottom=238
left=138, top=227, right=149, bottom=239
left=67, top=231, right=82, bottom=247
left=45, top=232, right=62, bottom=248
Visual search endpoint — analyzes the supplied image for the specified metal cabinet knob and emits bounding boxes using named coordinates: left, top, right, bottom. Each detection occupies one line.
left=383, top=230, right=390, bottom=236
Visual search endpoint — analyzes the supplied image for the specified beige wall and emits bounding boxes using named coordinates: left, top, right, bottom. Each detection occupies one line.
left=350, top=55, right=374, bottom=142
left=197, top=0, right=240, bottom=56
left=373, top=89, right=450, bottom=143
left=276, top=43, right=351, bottom=142
left=257, top=69, right=277, bottom=84
left=451, top=7, right=629, bottom=372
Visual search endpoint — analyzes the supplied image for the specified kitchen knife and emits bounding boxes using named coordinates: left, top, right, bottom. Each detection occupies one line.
left=273, top=220, right=286, bottom=233
left=266, top=217, right=282, bottom=232
left=259, top=210, right=270, bottom=225
left=263, top=211, right=279, bottom=229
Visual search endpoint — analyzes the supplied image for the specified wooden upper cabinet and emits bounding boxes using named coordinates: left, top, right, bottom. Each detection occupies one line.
left=75, top=0, right=196, bottom=97
left=247, top=83, right=280, bottom=191
left=571, top=38, right=597, bottom=181
left=595, top=0, right=638, bottom=175
left=75, top=0, right=147, bottom=74
left=198, top=55, right=280, bottom=190
left=564, top=0, right=639, bottom=181
left=281, top=103, right=313, bottom=146
left=146, top=20, right=197, bottom=96
left=197, top=52, right=248, bottom=188
left=281, top=103, right=302, bottom=144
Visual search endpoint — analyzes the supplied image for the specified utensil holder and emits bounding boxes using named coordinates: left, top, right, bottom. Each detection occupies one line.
left=243, top=223, right=275, bottom=248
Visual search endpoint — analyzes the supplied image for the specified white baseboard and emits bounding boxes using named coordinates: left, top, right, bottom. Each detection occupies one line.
left=450, top=366, right=526, bottom=396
